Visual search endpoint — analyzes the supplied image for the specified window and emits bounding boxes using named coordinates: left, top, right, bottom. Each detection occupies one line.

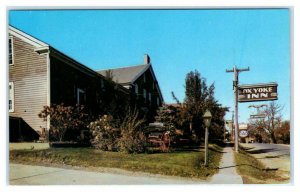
left=143, top=89, right=147, bottom=99
left=148, top=92, right=151, bottom=103
left=77, top=88, right=86, bottom=105
left=100, top=79, right=105, bottom=89
left=9, top=82, right=14, bottom=112
left=135, top=84, right=139, bottom=94
left=143, top=74, right=146, bottom=83
left=157, top=97, right=160, bottom=106
left=9, top=37, right=13, bottom=65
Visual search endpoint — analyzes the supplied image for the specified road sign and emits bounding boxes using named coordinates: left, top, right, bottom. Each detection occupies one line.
left=239, top=130, right=248, bottom=138
left=250, top=114, right=266, bottom=119
left=238, top=83, right=278, bottom=102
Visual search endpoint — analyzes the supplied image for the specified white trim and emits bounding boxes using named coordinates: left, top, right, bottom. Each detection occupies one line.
left=9, top=82, right=14, bottom=112
left=46, top=52, right=51, bottom=131
left=77, top=88, right=86, bottom=105
left=9, top=36, right=14, bottom=65
left=9, top=26, right=48, bottom=48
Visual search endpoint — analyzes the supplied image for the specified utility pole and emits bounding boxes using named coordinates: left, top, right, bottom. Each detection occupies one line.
left=226, top=66, right=249, bottom=152
left=231, top=111, right=234, bottom=142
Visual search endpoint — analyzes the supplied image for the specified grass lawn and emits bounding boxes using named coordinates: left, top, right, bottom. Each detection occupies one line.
left=234, top=148, right=288, bottom=184
left=10, top=144, right=223, bottom=180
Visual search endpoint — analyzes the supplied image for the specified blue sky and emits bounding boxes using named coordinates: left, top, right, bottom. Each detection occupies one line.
left=8, top=9, right=290, bottom=122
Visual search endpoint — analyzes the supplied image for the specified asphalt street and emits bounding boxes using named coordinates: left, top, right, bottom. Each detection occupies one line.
left=240, top=143, right=290, bottom=179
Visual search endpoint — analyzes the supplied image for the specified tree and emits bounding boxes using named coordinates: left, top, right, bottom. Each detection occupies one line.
left=38, top=103, right=88, bottom=142
left=183, top=70, right=215, bottom=141
left=275, top=120, right=290, bottom=144
left=249, top=102, right=283, bottom=144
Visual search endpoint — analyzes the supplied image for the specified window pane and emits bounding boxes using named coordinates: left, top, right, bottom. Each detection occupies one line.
left=9, top=38, right=12, bottom=64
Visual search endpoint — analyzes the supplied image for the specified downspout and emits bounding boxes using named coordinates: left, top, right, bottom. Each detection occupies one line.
left=46, top=50, right=51, bottom=141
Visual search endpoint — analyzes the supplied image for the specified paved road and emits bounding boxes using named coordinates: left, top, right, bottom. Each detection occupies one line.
left=240, top=143, right=290, bottom=179
left=9, top=163, right=207, bottom=185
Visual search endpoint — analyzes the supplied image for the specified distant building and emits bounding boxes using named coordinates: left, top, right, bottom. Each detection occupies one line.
left=8, top=25, right=163, bottom=141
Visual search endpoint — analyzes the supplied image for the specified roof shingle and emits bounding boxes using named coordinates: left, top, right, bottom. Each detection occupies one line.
left=97, top=64, right=150, bottom=84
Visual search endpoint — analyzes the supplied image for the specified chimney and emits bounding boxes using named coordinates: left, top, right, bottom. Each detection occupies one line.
left=144, top=54, right=151, bottom=65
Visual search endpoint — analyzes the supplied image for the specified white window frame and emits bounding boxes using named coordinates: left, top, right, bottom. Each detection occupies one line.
left=9, top=36, right=14, bottom=65
left=9, top=82, right=14, bottom=112
left=77, top=88, right=86, bottom=105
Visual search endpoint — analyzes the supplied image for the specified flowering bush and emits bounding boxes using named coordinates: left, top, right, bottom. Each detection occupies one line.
left=38, top=103, right=88, bottom=142
left=88, top=115, right=118, bottom=151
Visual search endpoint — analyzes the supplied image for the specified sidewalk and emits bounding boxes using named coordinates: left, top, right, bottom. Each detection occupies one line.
left=209, top=144, right=243, bottom=184
left=9, top=163, right=207, bottom=185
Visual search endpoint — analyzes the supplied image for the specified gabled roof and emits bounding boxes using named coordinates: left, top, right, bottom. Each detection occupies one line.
left=8, top=25, right=129, bottom=94
left=9, top=25, right=48, bottom=48
left=97, top=63, right=164, bottom=102
left=97, top=64, right=150, bottom=85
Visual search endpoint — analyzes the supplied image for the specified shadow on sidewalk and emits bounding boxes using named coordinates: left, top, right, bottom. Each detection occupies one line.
left=217, top=164, right=278, bottom=171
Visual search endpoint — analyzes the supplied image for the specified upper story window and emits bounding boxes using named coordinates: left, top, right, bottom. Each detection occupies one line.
left=9, top=37, right=13, bottom=65
left=148, top=92, right=151, bottom=103
left=77, top=88, right=86, bottom=105
left=157, top=97, right=160, bottom=107
left=100, top=79, right=105, bottom=89
left=9, top=82, right=14, bottom=112
left=135, top=84, right=139, bottom=94
left=143, top=74, right=146, bottom=83
left=143, top=89, right=147, bottom=100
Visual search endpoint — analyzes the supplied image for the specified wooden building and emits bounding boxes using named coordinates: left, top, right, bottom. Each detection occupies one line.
left=8, top=25, right=163, bottom=141
left=8, top=26, right=129, bottom=142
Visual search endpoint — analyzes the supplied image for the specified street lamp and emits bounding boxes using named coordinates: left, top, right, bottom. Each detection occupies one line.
left=203, top=110, right=212, bottom=166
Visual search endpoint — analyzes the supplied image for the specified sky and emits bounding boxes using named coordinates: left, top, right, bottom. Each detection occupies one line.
left=8, top=9, right=291, bottom=123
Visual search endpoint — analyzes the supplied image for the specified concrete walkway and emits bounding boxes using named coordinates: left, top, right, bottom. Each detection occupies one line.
left=209, top=145, right=243, bottom=184
left=9, top=164, right=207, bottom=185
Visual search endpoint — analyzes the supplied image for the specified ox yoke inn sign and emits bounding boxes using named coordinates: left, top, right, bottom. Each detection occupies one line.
left=238, top=82, right=278, bottom=102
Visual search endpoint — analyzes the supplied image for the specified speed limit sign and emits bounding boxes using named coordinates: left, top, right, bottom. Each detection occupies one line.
left=239, top=130, right=248, bottom=138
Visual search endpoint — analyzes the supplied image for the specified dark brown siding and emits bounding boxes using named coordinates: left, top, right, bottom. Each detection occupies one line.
left=131, top=67, right=163, bottom=121
left=9, top=35, right=48, bottom=134
left=50, top=55, right=99, bottom=112
left=50, top=55, right=130, bottom=119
